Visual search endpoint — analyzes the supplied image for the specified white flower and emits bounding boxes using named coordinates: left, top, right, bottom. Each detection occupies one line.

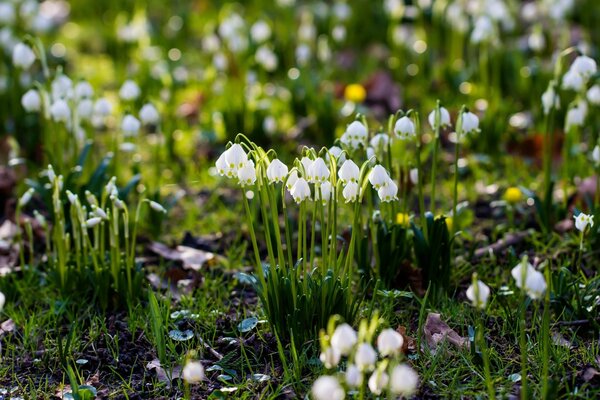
left=338, top=160, right=360, bottom=184
left=394, top=116, right=415, bottom=140
left=587, top=85, right=600, bottom=105
left=286, top=170, right=299, bottom=190
left=343, top=181, right=359, bottom=203
left=571, top=55, right=597, bottom=79
left=370, top=133, right=390, bottom=149
left=562, top=69, right=584, bottom=91
left=428, top=107, right=451, bottom=129
left=330, top=323, right=357, bottom=356
left=51, top=75, right=73, bottom=100
left=541, top=83, right=560, bottom=115
left=574, top=213, right=594, bottom=232
left=255, top=45, right=278, bottom=71
left=121, top=115, right=141, bottom=136
left=215, top=152, right=231, bottom=177
left=592, top=145, right=600, bottom=167
left=471, top=16, right=495, bottom=44
left=85, top=217, right=102, bottom=228
left=19, top=188, right=35, bottom=207
left=378, top=179, right=398, bottom=202
left=224, top=143, right=248, bottom=173
left=319, top=347, right=341, bottom=369
left=139, top=103, right=160, bottom=125
left=291, top=178, right=311, bottom=203
left=328, top=146, right=345, bottom=163
left=309, top=158, right=330, bottom=183
left=0, top=2, right=15, bottom=25
left=528, top=31, right=545, bottom=52
left=354, top=343, right=377, bottom=371
left=92, top=206, right=108, bottom=220
left=366, top=146, right=375, bottom=161
left=182, top=361, right=204, bottom=384
left=267, top=159, right=288, bottom=183
left=119, top=80, right=141, bottom=101
left=368, top=165, right=390, bottom=189
left=250, top=20, right=271, bottom=43
left=94, top=98, right=112, bottom=116
left=466, top=279, right=491, bottom=309
left=377, top=329, right=404, bottom=357
left=50, top=100, right=71, bottom=123
left=300, top=156, right=314, bottom=181
left=66, top=190, right=78, bottom=205
left=368, top=370, right=389, bottom=395
left=390, top=364, right=419, bottom=396
left=149, top=201, right=167, bottom=213
left=511, top=260, right=536, bottom=289
left=511, top=259, right=546, bottom=299
left=410, top=168, right=419, bottom=185
left=316, top=181, right=333, bottom=204
left=0, top=291, right=5, bottom=312
left=74, top=81, right=94, bottom=100
left=345, top=364, right=363, bottom=387
left=12, top=42, right=36, bottom=69
left=21, top=89, right=41, bottom=112
left=341, top=121, right=368, bottom=149
left=237, top=161, right=257, bottom=187
left=312, top=376, right=344, bottom=400
left=77, top=99, right=93, bottom=120
left=565, top=105, right=586, bottom=130
left=461, top=111, right=480, bottom=134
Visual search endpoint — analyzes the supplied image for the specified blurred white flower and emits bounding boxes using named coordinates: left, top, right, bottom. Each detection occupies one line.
left=562, top=69, right=584, bottom=91
left=428, top=107, right=451, bottom=129
left=571, top=55, right=597, bottom=79
left=255, top=45, right=278, bottom=71
left=19, top=188, right=35, bottom=207
left=50, top=99, right=71, bottom=123
left=291, top=178, right=311, bottom=203
left=461, top=111, right=480, bottom=135
left=343, top=181, right=359, bottom=203
left=119, top=80, right=141, bottom=101
left=511, top=259, right=546, bottom=299
left=565, top=104, right=586, bottom=131
left=354, top=343, right=377, bottom=371
left=139, top=103, right=160, bottom=125
left=12, top=42, right=36, bottom=69
left=319, top=347, right=341, bottom=369
left=368, top=370, right=389, bottom=395
left=0, top=291, right=5, bottom=312
left=541, top=82, right=560, bottom=115
left=394, top=116, right=415, bottom=140
left=74, top=81, right=94, bottom=100
left=466, top=279, right=491, bottom=309
left=51, top=75, right=73, bottom=100
left=312, top=376, right=344, bottom=400
left=149, top=201, right=167, bottom=214
left=471, top=16, right=495, bottom=44
left=85, top=217, right=102, bottom=228
left=330, top=323, right=357, bottom=355
left=182, top=360, right=204, bottom=384
left=592, top=145, right=600, bottom=167
left=345, top=364, right=363, bottom=387
left=586, top=85, right=600, bottom=105
left=77, top=99, right=93, bottom=120
left=370, top=133, right=390, bottom=149
left=121, top=115, right=141, bottom=136
left=316, top=181, right=333, bottom=204
left=574, top=213, right=594, bottom=233
left=328, top=146, right=345, bottom=163
left=250, top=20, right=271, bottom=43
left=368, top=165, right=390, bottom=189
left=341, top=120, right=368, bottom=150
left=93, top=98, right=113, bottom=116
left=0, top=3, right=15, bottom=25
left=390, top=364, right=419, bottom=396
left=527, top=31, right=545, bottom=52
left=21, top=89, right=41, bottom=112
left=377, top=328, right=404, bottom=356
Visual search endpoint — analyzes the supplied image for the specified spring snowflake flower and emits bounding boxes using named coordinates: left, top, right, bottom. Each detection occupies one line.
left=338, top=159, right=360, bottom=184
left=471, top=16, right=495, bottom=44
left=21, top=89, right=41, bottom=112
left=370, top=133, right=389, bottom=149
left=77, top=99, right=93, bottom=120
left=19, top=188, right=35, bottom=207
left=466, top=279, right=491, bottom=309
left=428, top=107, right=451, bottom=129
left=541, top=82, right=560, bottom=115
left=319, top=347, right=341, bottom=369
left=592, top=145, right=600, bottom=167
left=354, top=343, right=377, bottom=371
left=224, top=143, right=248, bottom=173
left=461, top=111, right=480, bottom=135
left=366, top=146, right=375, bottom=160
left=182, top=360, right=204, bottom=383
left=570, top=55, right=597, bottom=79
left=562, top=69, right=584, bottom=91
left=291, top=178, right=311, bottom=203
left=51, top=75, right=73, bottom=100
left=50, top=99, right=71, bottom=123
left=300, top=157, right=314, bottom=181
left=565, top=105, right=586, bottom=130
left=328, top=146, right=345, bottom=163
left=310, top=158, right=330, bottom=183
left=139, top=103, right=160, bottom=125
left=312, top=376, right=344, bottom=400
left=394, top=116, right=415, bottom=140
left=368, top=370, right=389, bottom=395
left=94, top=98, right=112, bottom=117
left=341, top=121, right=368, bottom=150
left=74, top=81, right=94, bottom=100
left=255, top=45, right=278, bottom=71
left=377, top=329, right=404, bottom=356
left=378, top=179, right=398, bottom=202
left=315, top=181, right=333, bottom=205
left=0, top=291, right=4, bottom=312
left=121, top=115, right=141, bottom=136
left=12, top=42, right=36, bottom=69
left=368, top=165, right=390, bottom=189
left=345, top=364, right=363, bottom=387
left=286, top=170, right=299, bottom=191
left=390, top=364, right=419, bottom=396
left=250, top=20, right=271, bottom=43
left=511, top=260, right=546, bottom=300
left=266, top=159, right=288, bottom=183
left=574, top=213, right=594, bottom=233
left=330, top=323, right=357, bottom=356
left=586, top=85, right=600, bottom=105
left=119, top=79, right=141, bottom=101
left=237, top=161, right=257, bottom=187
left=343, top=181, right=359, bottom=203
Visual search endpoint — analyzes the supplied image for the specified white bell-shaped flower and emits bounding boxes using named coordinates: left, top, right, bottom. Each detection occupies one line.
left=428, top=107, right=451, bottom=129
left=21, top=89, right=41, bottom=112
left=266, top=159, right=288, bottom=183
left=354, top=343, right=377, bottom=371
left=311, top=376, right=344, bottom=400
left=119, top=79, right=141, bottom=101
left=461, top=111, right=479, bottom=135
left=394, top=116, right=415, bottom=140
left=309, top=157, right=330, bottom=183
left=338, top=159, right=360, bottom=184
left=466, top=279, right=491, bottom=309
left=290, top=178, right=311, bottom=203
left=342, top=181, right=359, bottom=203
left=182, top=360, right=204, bottom=384
left=574, top=213, right=594, bottom=232
left=378, top=179, right=398, bottom=202
left=12, top=42, right=36, bottom=69
left=390, top=364, right=419, bottom=396
left=121, top=115, right=141, bottom=136
left=237, top=160, right=257, bottom=187
left=50, top=99, right=71, bottom=123
left=368, top=165, right=390, bottom=189
left=139, top=103, right=160, bottom=125
left=376, top=328, right=404, bottom=357
left=330, top=323, right=357, bottom=355
left=368, top=370, right=389, bottom=395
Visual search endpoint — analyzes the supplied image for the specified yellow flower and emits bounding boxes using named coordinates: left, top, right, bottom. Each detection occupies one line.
left=344, top=84, right=367, bottom=103
left=439, top=215, right=453, bottom=233
left=504, top=187, right=522, bottom=204
left=396, top=213, right=410, bottom=226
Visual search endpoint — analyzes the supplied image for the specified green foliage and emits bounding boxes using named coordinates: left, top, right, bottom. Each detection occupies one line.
left=375, top=220, right=411, bottom=288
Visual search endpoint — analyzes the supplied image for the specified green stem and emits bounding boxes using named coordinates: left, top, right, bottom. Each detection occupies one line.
left=520, top=296, right=528, bottom=400
left=478, top=315, right=495, bottom=400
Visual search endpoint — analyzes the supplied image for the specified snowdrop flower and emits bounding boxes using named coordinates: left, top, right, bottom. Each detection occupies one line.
left=466, top=279, right=491, bottom=309
left=21, top=89, right=41, bottom=112
left=574, top=213, right=594, bottom=233
left=94, top=98, right=112, bottom=116
left=354, top=343, right=377, bottom=371
left=316, top=181, right=333, bottom=205
left=378, top=179, right=398, bottom=202
left=541, top=82, right=560, bottom=115
left=182, top=360, right=204, bottom=383
left=12, top=42, right=36, bottom=69
left=343, top=181, right=359, bottom=202
left=309, top=158, right=330, bottom=183
left=77, top=99, right=94, bottom=120
left=267, top=159, right=288, bottom=183
left=119, top=80, right=141, bottom=101
left=250, top=20, right=271, bottom=43
left=312, top=376, right=344, bottom=400
left=592, top=145, right=600, bottom=167
left=139, top=103, right=160, bottom=125
left=319, top=347, right=341, bottom=369
left=370, top=133, right=389, bottom=149
left=345, top=364, right=363, bottom=387
left=571, top=55, right=597, bottom=79
left=237, top=161, right=257, bottom=187
left=85, top=217, right=102, bottom=228
left=377, top=328, right=404, bottom=356
left=428, top=107, right=451, bottom=129
left=338, top=160, right=360, bottom=184
left=341, top=121, right=368, bottom=150
left=74, top=81, right=93, bottom=100
left=565, top=105, right=586, bottom=130
left=368, top=165, right=390, bottom=189
left=461, top=111, right=480, bottom=135
left=587, top=85, right=600, bottom=105
left=50, top=100, right=71, bottom=123
left=291, top=178, right=311, bottom=203
left=19, top=188, right=35, bottom=207
left=390, top=364, right=419, bottom=396
left=368, top=370, right=389, bottom=395
left=394, top=116, right=415, bottom=140
left=562, top=69, right=584, bottom=91
left=121, top=115, right=141, bottom=136
left=149, top=201, right=167, bottom=214
left=330, top=323, right=357, bottom=355
left=66, top=190, right=78, bottom=205
left=91, top=205, right=108, bottom=220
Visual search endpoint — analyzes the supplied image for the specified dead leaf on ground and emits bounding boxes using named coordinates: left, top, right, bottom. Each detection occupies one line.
left=582, top=367, right=600, bottom=382
left=146, top=359, right=182, bottom=388
left=0, top=319, right=15, bottom=337
left=423, top=313, right=468, bottom=352
left=396, top=325, right=415, bottom=354
left=148, top=242, right=219, bottom=271
left=551, top=331, right=573, bottom=349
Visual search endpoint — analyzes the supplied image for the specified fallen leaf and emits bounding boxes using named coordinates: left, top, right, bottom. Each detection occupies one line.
left=396, top=326, right=415, bottom=354
left=148, top=242, right=217, bottom=271
left=423, top=313, right=468, bottom=351
left=551, top=331, right=573, bottom=349
left=146, top=359, right=182, bottom=389
left=0, top=319, right=15, bottom=337
left=582, top=367, right=600, bottom=382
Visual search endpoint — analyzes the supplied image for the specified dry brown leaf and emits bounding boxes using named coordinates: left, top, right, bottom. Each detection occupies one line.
left=423, top=313, right=468, bottom=351
left=146, top=358, right=182, bottom=388
left=396, top=326, right=415, bottom=354
left=582, top=367, right=600, bottom=382
left=0, top=319, right=15, bottom=337
left=148, top=242, right=217, bottom=271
